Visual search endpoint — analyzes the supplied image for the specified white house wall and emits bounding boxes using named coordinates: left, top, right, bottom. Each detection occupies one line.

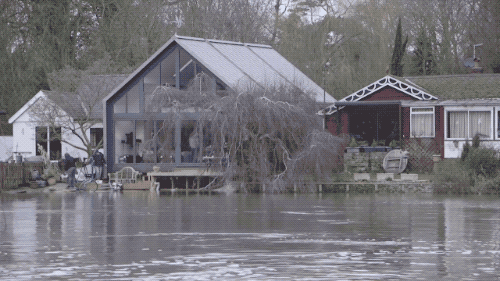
left=11, top=98, right=103, bottom=161
left=444, top=140, right=500, bottom=158
left=443, top=105, right=500, bottom=158
left=0, top=136, right=13, bottom=162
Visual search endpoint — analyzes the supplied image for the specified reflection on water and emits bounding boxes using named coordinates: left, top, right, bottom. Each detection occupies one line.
left=1, top=191, right=499, bottom=280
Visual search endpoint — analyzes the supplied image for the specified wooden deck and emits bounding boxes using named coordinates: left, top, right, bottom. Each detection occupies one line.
left=312, top=180, right=432, bottom=193
left=147, top=167, right=222, bottom=191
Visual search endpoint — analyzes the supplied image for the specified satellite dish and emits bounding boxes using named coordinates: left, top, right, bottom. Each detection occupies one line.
left=463, top=57, right=475, bottom=68
left=383, top=149, right=409, bottom=174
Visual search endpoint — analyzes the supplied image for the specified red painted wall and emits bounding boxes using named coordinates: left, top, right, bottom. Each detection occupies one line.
left=401, top=107, right=410, bottom=140
left=326, top=114, right=338, bottom=136
left=362, top=86, right=415, bottom=101
left=435, top=106, right=445, bottom=158
left=340, top=110, right=349, bottom=135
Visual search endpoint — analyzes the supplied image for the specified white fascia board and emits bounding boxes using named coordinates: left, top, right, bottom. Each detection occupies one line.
left=8, top=90, right=47, bottom=124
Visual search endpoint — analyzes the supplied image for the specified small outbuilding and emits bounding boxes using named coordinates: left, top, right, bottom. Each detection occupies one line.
left=8, top=75, right=126, bottom=161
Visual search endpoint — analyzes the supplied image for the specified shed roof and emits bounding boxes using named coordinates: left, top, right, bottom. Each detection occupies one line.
left=321, top=75, right=437, bottom=115
left=9, top=74, right=127, bottom=123
left=404, top=74, right=500, bottom=100
left=47, top=74, right=127, bottom=120
left=104, top=35, right=335, bottom=104
left=322, top=74, right=500, bottom=115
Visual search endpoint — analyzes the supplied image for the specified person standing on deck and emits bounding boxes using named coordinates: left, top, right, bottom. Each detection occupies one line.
left=189, top=129, right=200, bottom=163
left=64, top=153, right=77, bottom=188
left=90, top=149, right=106, bottom=180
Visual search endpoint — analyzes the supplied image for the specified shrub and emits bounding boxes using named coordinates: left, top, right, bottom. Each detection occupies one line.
left=472, top=134, right=481, bottom=148
left=348, top=137, right=358, bottom=147
left=463, top=147, right=500, bottom=178
left=433, top=160, right=474, bottom=194
left=476, top=176, right=500, bottom=194
left=460, top=141, right=470, bottom=161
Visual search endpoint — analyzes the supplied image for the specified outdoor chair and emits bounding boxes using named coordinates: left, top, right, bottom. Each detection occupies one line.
left=108, top=166, right=141, bottom=184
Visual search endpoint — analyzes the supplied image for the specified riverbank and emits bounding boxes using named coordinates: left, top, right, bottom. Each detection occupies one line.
left=0, top=182, right=75, bottom=195
left=0, top=169, right=496, bottom=195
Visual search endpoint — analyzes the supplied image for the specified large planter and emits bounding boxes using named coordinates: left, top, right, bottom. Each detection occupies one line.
left=122, top=181, right=151, bottom=190
left=47, top=177, right=57, bottom=186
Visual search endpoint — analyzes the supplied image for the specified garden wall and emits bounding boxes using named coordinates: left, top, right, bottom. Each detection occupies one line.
left=344, top=147, right=390, bottom=173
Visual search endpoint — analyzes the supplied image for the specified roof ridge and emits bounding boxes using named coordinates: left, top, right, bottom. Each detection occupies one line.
left=176, top=34, right=271, bottom=48
left=405, top=73, right=500, bottom=79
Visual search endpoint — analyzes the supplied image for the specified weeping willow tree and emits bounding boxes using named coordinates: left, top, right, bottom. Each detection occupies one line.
left=144, top=73, right=348, bottom=192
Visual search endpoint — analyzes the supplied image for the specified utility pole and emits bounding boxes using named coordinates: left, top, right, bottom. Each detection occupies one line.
left=473, top=43, right=483, bottom=59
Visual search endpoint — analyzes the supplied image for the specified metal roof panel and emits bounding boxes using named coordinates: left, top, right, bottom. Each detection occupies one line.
left=249, top=47, right=335, bottom=103
left=210, top=42, right=284, bottom=89
left=176, top=38, right=248, bottom=88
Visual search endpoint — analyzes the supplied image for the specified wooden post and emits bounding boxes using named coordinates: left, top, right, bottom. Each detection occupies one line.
left=346, top=184, right=349, bottom=192
left=0, top=163, right=4, bottom=190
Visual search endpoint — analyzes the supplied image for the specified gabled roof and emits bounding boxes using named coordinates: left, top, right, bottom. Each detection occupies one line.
left=321, top=75, right=437, bottom=115
left=8, top=90, right=46, bottom=124
left=339, top=75, right=438, bottom=103
left=75, top=74, right=128, bottom=119
left=9, top=74, right=127, bottom=123
left=104, top=35, right=335, bottom=104
left=404, top=74, right=500, bottom=100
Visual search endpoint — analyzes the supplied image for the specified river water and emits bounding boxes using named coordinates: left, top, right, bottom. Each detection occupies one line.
left=0, top=190, right=499, bottom=280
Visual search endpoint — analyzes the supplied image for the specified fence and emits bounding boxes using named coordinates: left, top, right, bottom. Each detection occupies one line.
left=0, top=162, right=44, bottom=190
left=403, top=138, right=442, bottom=173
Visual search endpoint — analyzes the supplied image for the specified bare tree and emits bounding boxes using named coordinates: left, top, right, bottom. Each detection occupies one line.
left=30, top=73, right=126, bottom=158
left=145, top=74, right=347, bottom=192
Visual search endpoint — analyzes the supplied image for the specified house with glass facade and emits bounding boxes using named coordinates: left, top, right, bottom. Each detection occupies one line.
left=103, top=35, right=335, bottom=173
left=324, top=74, right=500, bottom=158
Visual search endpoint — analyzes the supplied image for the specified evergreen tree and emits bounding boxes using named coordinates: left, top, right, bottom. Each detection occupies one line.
left=390, top=18, right=408, bottom=77
left=411, top=29, right=436, bottom=75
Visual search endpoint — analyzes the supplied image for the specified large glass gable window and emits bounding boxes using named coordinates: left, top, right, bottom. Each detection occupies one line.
left=111, top=45, right=225, bottom=168
left=447, top=110, right=492, bottom=139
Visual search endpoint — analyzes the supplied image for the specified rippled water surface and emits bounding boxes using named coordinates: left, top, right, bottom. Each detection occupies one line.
left=1, top=191, right=499, bottom=280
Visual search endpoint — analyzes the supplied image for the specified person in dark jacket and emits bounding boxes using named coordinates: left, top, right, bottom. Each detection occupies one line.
left=90, top=149, right=106, bottom=180
left=64, top=153, right=77, bottom=188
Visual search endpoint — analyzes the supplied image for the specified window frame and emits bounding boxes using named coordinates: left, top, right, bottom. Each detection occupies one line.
left=496, top=107, right=500, bottom=140
left=35, top=126, right=61, bottom=160
left=90, top=127, right=104, bottom=148
left=410, top=107, right=435, bottom=138
left=445, top=107, right=494, bottom=140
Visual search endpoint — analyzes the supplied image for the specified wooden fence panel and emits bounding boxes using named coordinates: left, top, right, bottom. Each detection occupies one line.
left=403, top=138, right=442, bottom=173
left=0, top=163, right=44, bottom=190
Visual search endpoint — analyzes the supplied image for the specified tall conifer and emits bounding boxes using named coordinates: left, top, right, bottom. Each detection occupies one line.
left=390, top=18, right=408, bottom=76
